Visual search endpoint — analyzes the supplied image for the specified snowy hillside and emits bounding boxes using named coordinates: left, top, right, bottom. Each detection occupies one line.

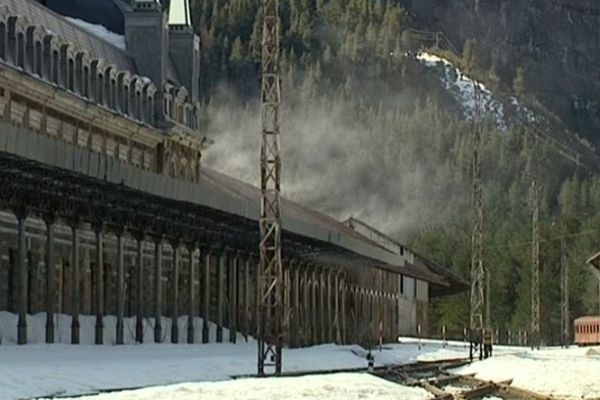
left=416, top=52, right=507, bottom=131
left=416, top=52, right=547, bottom=133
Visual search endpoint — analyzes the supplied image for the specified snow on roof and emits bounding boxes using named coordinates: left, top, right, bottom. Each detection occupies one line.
left=65, top=17, right=126, bottom=51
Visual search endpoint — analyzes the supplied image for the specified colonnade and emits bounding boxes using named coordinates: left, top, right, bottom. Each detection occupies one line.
left=2, top=212, right=412, bottom=347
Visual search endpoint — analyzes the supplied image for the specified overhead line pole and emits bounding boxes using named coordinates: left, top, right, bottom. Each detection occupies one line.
left=469, top=82, right=485, bottom=361
left=257, top=0, right=284, bottom=375
left=560, top=224, right=569, bottom=347
left=530, top=176, right=541, bottom=350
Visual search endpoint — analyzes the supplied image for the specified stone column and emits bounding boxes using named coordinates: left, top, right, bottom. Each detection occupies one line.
left=302, top=267, right=310, bottom=346
left=153, top=237, right=163, bottom=343
left=93, top=223, right=104, bottom=345
left=327, top=270, right=333, bottom=343
left=45, top=215, right=56, bottom=344
left=334, top=272, right=340, bottom=344
left=229, top=252, right=238, bottom=344
left=202, top=250, right=211, bottom=343
left=216, top=250, right=225, bottom=343
left=171, top=240, right=180, bottom=344
left=291, top=265, right=300, bottom=347
left=319, top=269, right=326, bottom=343
left=283, top=263, right=290, bottom=345
left=70, top=221, right=80, bottom=345
left=342, top=278, right=347, bottom=344
left=311, top=267, right=318, bottom=345
left=255, top=257, right=261, bottom=339
left=187, top=244, right=196, bottom=344
left=17, top=211, right=28, bottom=345
left=243, top=255, right=250, bottom=341
left=116, top=230, right=125, bottom=345
left=135, top=235, right=144, bottom=343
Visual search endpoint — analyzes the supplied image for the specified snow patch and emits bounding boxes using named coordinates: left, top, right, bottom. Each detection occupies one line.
left=65, top=17, right=126, bottom=50
left=47, top=373, right=432, bottom=400
left=454, top=346, right=600, bottom=399
left=416, top=52, right=507, bottom=132
left=0, top=311, right=243, bottom=345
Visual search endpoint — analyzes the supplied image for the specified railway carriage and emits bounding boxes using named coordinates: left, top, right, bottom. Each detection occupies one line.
left=574, top=316, right=600, bottom=346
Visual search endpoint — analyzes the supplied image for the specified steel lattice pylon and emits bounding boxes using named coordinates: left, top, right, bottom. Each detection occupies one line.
left=257, top=0, right=283, bottom=376
left=470, top=83, right=485, bottom=361
left=530, top=178, right=541, bottom=349
left=560, top=226, right=569, bottom=347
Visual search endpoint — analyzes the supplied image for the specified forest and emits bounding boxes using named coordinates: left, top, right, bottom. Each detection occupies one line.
left=189, top=0, right=600, bottom=344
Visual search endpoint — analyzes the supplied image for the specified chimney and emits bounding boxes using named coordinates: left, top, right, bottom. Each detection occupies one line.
left=124, top=0, right=168, bottom=89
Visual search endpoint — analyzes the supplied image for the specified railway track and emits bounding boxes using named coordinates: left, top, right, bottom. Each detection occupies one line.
left=373, top=359, right=558, bottom=400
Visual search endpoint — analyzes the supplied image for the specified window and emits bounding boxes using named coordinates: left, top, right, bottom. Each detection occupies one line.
left=0, top=22, right=6, bottom=60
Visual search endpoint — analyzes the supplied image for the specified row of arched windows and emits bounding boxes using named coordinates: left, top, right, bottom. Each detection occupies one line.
left=0, top=13, right=200, bottom=131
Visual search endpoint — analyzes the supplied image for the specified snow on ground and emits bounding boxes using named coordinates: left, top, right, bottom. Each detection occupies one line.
left=416, top=52, right=507, bottom=132
left=46, top=374, right=432, bottom=400
left=0, top=313, right=459, bottom=400
left=454, top=345, right=600, bottom=399
left=0, top=338, right=450, bottom=400
left=2, top=314, right=599, bottom=400
left=65, top=18, right=126, bottom=50
left=0, top=311, right=243, bottom=345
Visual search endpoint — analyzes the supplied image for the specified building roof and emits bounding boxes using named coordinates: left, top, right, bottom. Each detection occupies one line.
left=42, top=0, right=125, bottom=34
left=574, top=316, right=600, bottom=323
left=168, top=0, right=191, bottom=26
left=6, top=0, right=135, bottom=71
left=343, top=216, right=467, bottom=295
left=0, top=117, right=466, bottom=296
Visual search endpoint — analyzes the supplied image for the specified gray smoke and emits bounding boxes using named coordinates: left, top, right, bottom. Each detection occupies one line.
left=202, top=89, right=467, bottom=242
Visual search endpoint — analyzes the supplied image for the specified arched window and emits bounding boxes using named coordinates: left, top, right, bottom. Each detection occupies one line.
left=117, top=72, right=131, bottom=114
left=16, top=32, right=25, bottom=68
left=169, top=157, right=177, bottom=178
left=67, top=57, right=74, bottom=91
left=7, top=17, right=18, bottom=65
left=97, top=73, right=105, bottom=105
left=110, top=77, right=117, bottom=110
left=34, top=40, right=42, bottom=75
left=25, top=30, right=34, bottom=73
left=82, top=66, right=90, bottom=97
left=0, top=22, right=6, bottom=60
left=75, top=52, right=89, bottom=96
left=51, top=49, right=59, bottom=84
left=90, top=59, right=105, bottom=103
left=103, top=69, right=111, bottom=107
left=180, top=159, right=189, bottom=181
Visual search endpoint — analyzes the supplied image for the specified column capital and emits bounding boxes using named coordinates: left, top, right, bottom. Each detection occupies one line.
left=111, top=225, right=126, bottom=237
left=132, top=230, right=146, bottom=242
left=151, top=233, right=163, bottom=245
left=13, top=206, right=28, bottom=220
left=92, top=222, right=105, bottom=233
left=185, top=241, right=198, bottom=252
left=169, top=237, right=181, bottom=249
left=67, top=215, right=82, bottom=229
left=43, top=212, right=55, bottom=226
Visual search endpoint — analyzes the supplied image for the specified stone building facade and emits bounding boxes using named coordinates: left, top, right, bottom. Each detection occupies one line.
left=0, top=0, right=465, bottom=347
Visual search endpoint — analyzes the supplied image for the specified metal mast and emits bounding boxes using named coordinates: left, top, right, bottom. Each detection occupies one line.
left=560, top=226, right=569, bottom=347
left=257, top=0, right=283, bottom=375
left=530, top=178, right=541, bottom=349
left=469, top=83, right=485, bottom=360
